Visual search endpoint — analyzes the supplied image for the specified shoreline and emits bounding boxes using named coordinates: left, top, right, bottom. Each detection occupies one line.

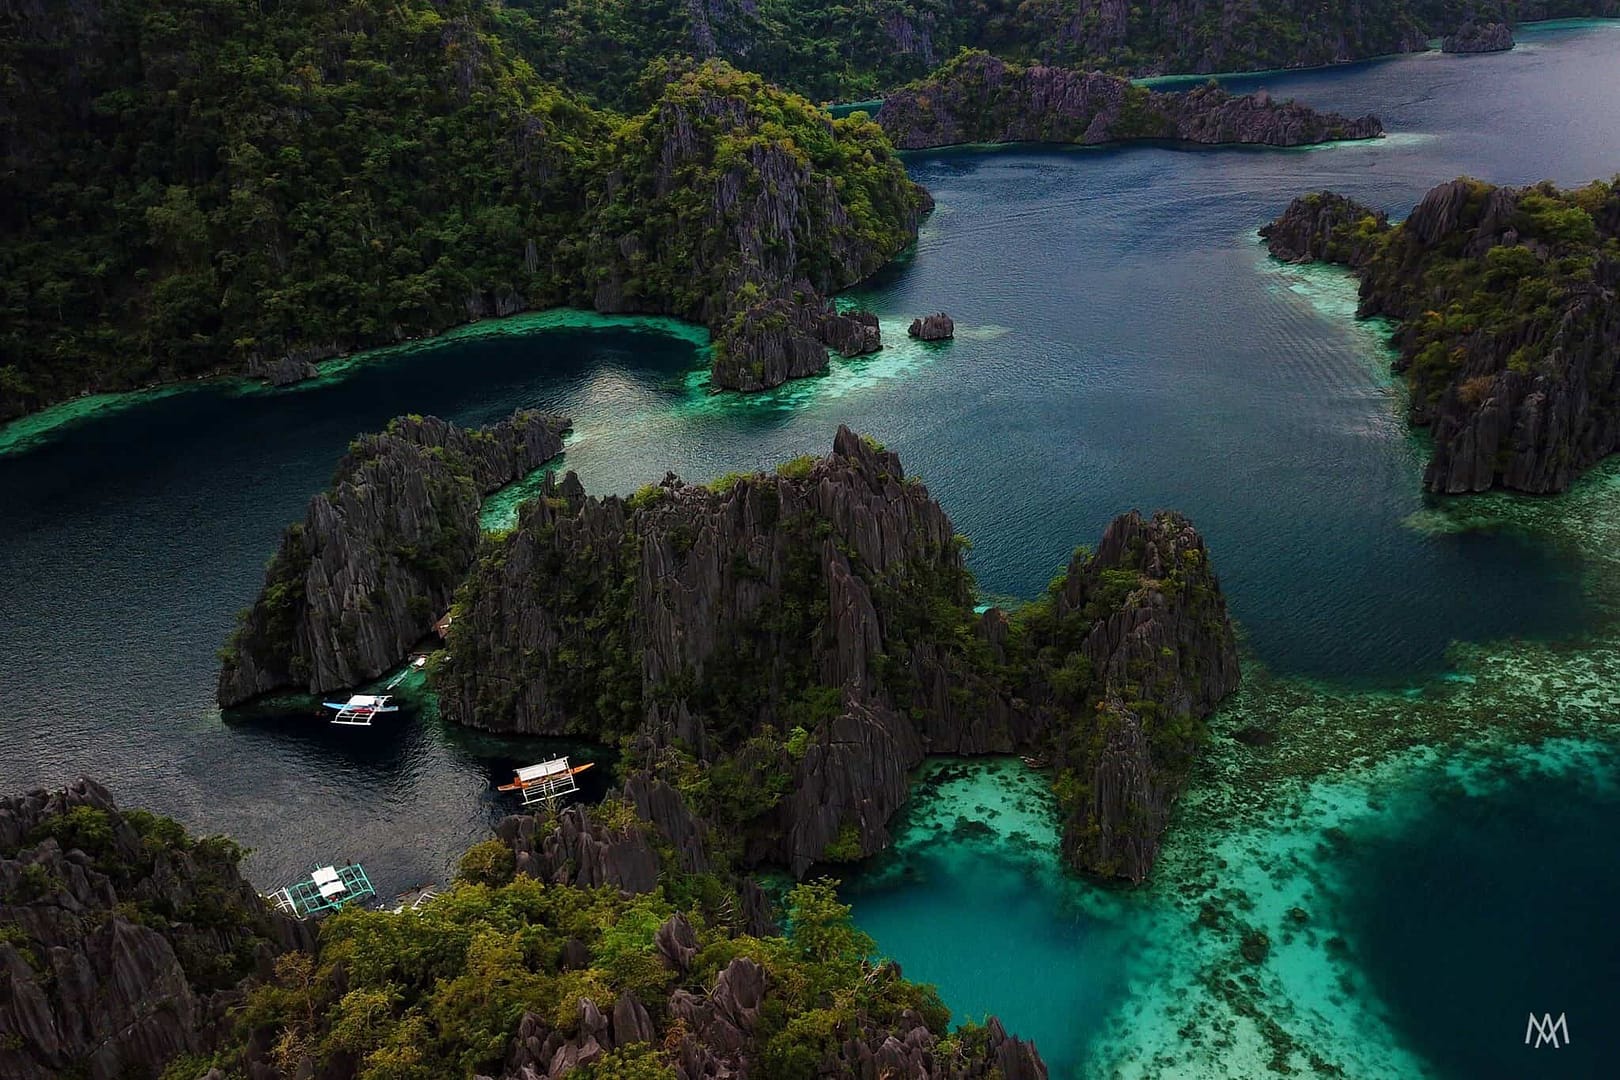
left=0, top=307, right=713, bottom=459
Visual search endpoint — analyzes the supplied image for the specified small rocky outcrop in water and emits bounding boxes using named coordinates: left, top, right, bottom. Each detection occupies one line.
left=710, top=298, right=833, bottom=390
left=874, top=51, right=1383, bottom=150
left=820, top=309, right=882, bottom=356
left=1258, top=191, right=1389, bottom=265
left=1263, top=176, right=1620, bottom=493
left=908, top=312, right=956, bottom=340
left=438, top=428, right=1238, bottom=881
left=0, top=779, right=308, bottom=1080
left=1442, top=22, right=1515, bottom=53
left=217, top=408, right=569, bottom=706
left=712, top=302, right=888, bottom=389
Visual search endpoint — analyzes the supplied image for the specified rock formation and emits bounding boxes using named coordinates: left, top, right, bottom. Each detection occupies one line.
left=1263, top=176, right=1620, bottom=493
left=821, top=309, right=883, bottom=356
left=908, top=312, right=956, bottom=340
left=875, top=52, right=1382, bottom=151
left=439, top=428, right=1239, bottom=881
left=0, top=779, right=308, bottom=1080
left=476, top=954, right=1046, bottom=1080
left=1443, top=22, right=1515, bottom=53
left=218, top=409, right=569, bottom=706
left=456, top=889, right=1047, bottom=1079
left=585, top=62, right=931, bottom=392
left=1258, top=191, right=1389, bottom=265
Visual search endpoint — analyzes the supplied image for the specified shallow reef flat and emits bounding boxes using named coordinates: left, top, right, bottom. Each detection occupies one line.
left=1086, top=450, right=1620, bottom=1075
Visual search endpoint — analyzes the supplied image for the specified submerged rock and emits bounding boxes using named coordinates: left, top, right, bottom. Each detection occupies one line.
left=908, top=312, right=955, bottom=340
left=1442, top=22, right=1515, bottom=53
left=1264, top=176, right=1620, bottom=494
left=0, top=779, right=308, bottom=1080
left=217, top=408, right=569, bottom=706
left=442, top=427, right=1238, bottom=882
left=876, top=51, right=1383, bottom=151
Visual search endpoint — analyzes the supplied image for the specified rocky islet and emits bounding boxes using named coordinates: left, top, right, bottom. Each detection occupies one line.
left=1263, top=176, right=1620, bottom=493
left=875, top=51, right=1384, bottom=151
left=217, top=408, right=570, bottom=706
left=435, top=426, right=1238, bottom=882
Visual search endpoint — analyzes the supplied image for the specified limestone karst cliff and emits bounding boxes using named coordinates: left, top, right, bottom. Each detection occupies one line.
left=875, top=52, right=1383, bottom=151
left=437, top=427, right=1239, bottom=881
left=0, top=779, right=310, bottom=1080
left=217, top=409, right=569, bottom=706
left=583, top=62, right=932, bottom=392
left=1443, top=21, right=1516, bottom=52
left=1263, top=177, right=1620, bottom=493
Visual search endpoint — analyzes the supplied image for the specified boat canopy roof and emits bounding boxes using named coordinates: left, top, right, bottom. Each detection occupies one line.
left=345, top=695, right=387, bottom=707
left=516, top=757, right=572, bottom=782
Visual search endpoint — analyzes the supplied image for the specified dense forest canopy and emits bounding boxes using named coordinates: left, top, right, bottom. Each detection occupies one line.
left=3, top=0, right=1616, bottom=418
left=0, top=0, right=925, bottom=419
left=490, top=0, right=1618, bottom=106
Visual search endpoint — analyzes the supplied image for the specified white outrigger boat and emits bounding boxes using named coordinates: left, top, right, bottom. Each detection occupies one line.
left=497, top=756, right=596, bottom=806
left=321, top=656, right=428, bottom=725
left=321, top=694, right=399, bottom=726
left=267, top=863, right=376, bottom=918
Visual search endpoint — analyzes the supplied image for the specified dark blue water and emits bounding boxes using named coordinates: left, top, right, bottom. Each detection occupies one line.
left=1336, top=749, right=1620, bottom=1078
left=2, top=22, right=1619, bottom=1077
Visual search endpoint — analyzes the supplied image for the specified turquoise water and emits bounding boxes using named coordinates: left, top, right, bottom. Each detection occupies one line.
left=840, top=759, right=1145, bottom=1075
left=2, top=21, right=1620, bottom=1077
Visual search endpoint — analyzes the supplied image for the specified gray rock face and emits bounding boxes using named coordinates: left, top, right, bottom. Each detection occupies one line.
left=908, top=312, right=955, bottom=340
left=496, top=804, right=660, bottom=893
left=217, top=408, right=569, bottom=706
left=0, top=780, right=309, bottom=1080
left=244, top=347, right=324, bottom=387
left=1443, top=22, right=1515, bottom=53
left=1259, top=191, right=1388, bottom=265
left=710, top=297, right=831, bottom=390
left=820, top=309, right=882, bottom=356
left=876, top=51, right=1382, bottom=151
left=442, top=427, right=1238, bottom=882
left=1053, top=510, right=1242, bottom=880
left=585, top=68, right=932, bottom=393
left=713, top=301, right=889, bottom=390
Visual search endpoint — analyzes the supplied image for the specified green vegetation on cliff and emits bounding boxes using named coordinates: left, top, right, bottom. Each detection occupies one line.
left=0, top=0, right=926, bottom=419
left=1, top=780, right=1044, bottom=1079
left=231, top=874, right=964, bottom=1080
left=405, top=0, right=1620, bottom=107
left=1263, top=176, right=1620, bottom=493
left=436, top=429, right=1238, bottom=883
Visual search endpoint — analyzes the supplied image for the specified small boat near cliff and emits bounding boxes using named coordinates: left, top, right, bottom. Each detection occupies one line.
left=267, top=863, right=376, bottom=919
left=497, top=756, right=595, bottom=806
left=321, top=693, right=399, bottom=726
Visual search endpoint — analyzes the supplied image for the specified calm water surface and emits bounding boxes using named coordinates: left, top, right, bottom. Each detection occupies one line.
left=3, top=20, right=1619, bottom=1078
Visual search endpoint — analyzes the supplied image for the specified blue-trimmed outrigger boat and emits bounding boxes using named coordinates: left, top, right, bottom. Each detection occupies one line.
left=321, top=694, right=400, bottom=726
left=267, top=863, right=376, bottom=918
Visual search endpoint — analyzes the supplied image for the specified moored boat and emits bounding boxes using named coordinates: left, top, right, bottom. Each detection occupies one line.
left=266, top=863, right=376, bottom=918
left=321, top=693, right=399, bottom=726
left=496, top=756, right=595, bottom=806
